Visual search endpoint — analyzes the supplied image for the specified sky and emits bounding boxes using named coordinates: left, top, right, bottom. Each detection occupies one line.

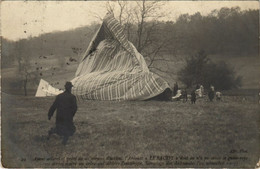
left=1, top=1, right=259, bottom=41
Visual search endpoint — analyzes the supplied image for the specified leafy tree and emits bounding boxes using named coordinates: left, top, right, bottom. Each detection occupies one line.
left=18, top=60, right=39, bottom=96
left=178, top=50, right=242, bottom=90
left=15, top=40, right=39, bottom=96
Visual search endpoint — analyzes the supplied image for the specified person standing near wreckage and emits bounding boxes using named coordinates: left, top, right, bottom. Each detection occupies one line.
left=173, top=82, right=179, bottom=96
left=47, top=82, right=77, bottom=145
left=208, top=85, right=215, bottom=102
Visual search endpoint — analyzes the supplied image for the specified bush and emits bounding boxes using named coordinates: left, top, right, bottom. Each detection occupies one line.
left=178, top=50, right=242, bottom=90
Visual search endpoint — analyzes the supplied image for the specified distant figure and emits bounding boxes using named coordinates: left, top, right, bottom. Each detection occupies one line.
left=173, top=82, right=179, bottom=96
left=258, top=92, right=260, bottom=104
left=196, top=84, right=200, bottom=90
left=195, top=85, right=204, bottom=98
left=182, top=89, right=188, bottom=102
left=172, top=89, right=182, bottom=101
left=47, top=82, right=77, bottom=145
left=191, top=90, right=196, bottom=104
left=210, top=85, right=215, bottom=92
left=216, top=91, right=221, bottom=101
left=200, top=85, right=204, bottom=96
left=208, top=85, right=215, bottom=102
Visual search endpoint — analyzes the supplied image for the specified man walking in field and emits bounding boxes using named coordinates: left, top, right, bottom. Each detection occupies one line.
left=47, top=82, right=77, bottom=145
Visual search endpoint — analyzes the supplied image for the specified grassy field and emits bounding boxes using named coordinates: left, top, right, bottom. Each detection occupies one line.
left=1, top=56, right=78, bottom=95
left=1, top=92, right=259, bottom=168
left=2, top=54, right=260, bottom=96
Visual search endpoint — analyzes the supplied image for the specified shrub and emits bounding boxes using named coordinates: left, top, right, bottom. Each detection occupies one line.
left=178, top=50, right=242, bottom=90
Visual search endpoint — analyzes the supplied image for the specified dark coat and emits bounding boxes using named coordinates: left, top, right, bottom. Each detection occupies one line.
left=191, top=90, right=196, bottom=103
left=182, top=90, right=188, bottom=101
left=48, top=91, right=77, bottom=136
left=208, top=90, right=215, bottom=101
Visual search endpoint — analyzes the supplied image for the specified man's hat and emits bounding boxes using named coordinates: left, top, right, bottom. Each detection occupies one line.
left=65, top=81, right=73, bottom=88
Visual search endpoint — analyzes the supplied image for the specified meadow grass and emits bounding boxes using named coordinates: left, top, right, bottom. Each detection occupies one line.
left=1, top=93, right=259, bottom=168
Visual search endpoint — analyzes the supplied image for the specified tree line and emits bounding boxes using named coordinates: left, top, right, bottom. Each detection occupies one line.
left=122, top=6, right=258, bottom=57
left=3, top=6, right=258, bottom=68
left=1, top=3, right=258, bottom=95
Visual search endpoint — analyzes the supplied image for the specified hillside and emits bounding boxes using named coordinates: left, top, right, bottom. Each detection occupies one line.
left=2, top=24, right=100, bottom=95
left=2, top=24, right=100, bottom=60
left=1, top=8, right=259, bottom=95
